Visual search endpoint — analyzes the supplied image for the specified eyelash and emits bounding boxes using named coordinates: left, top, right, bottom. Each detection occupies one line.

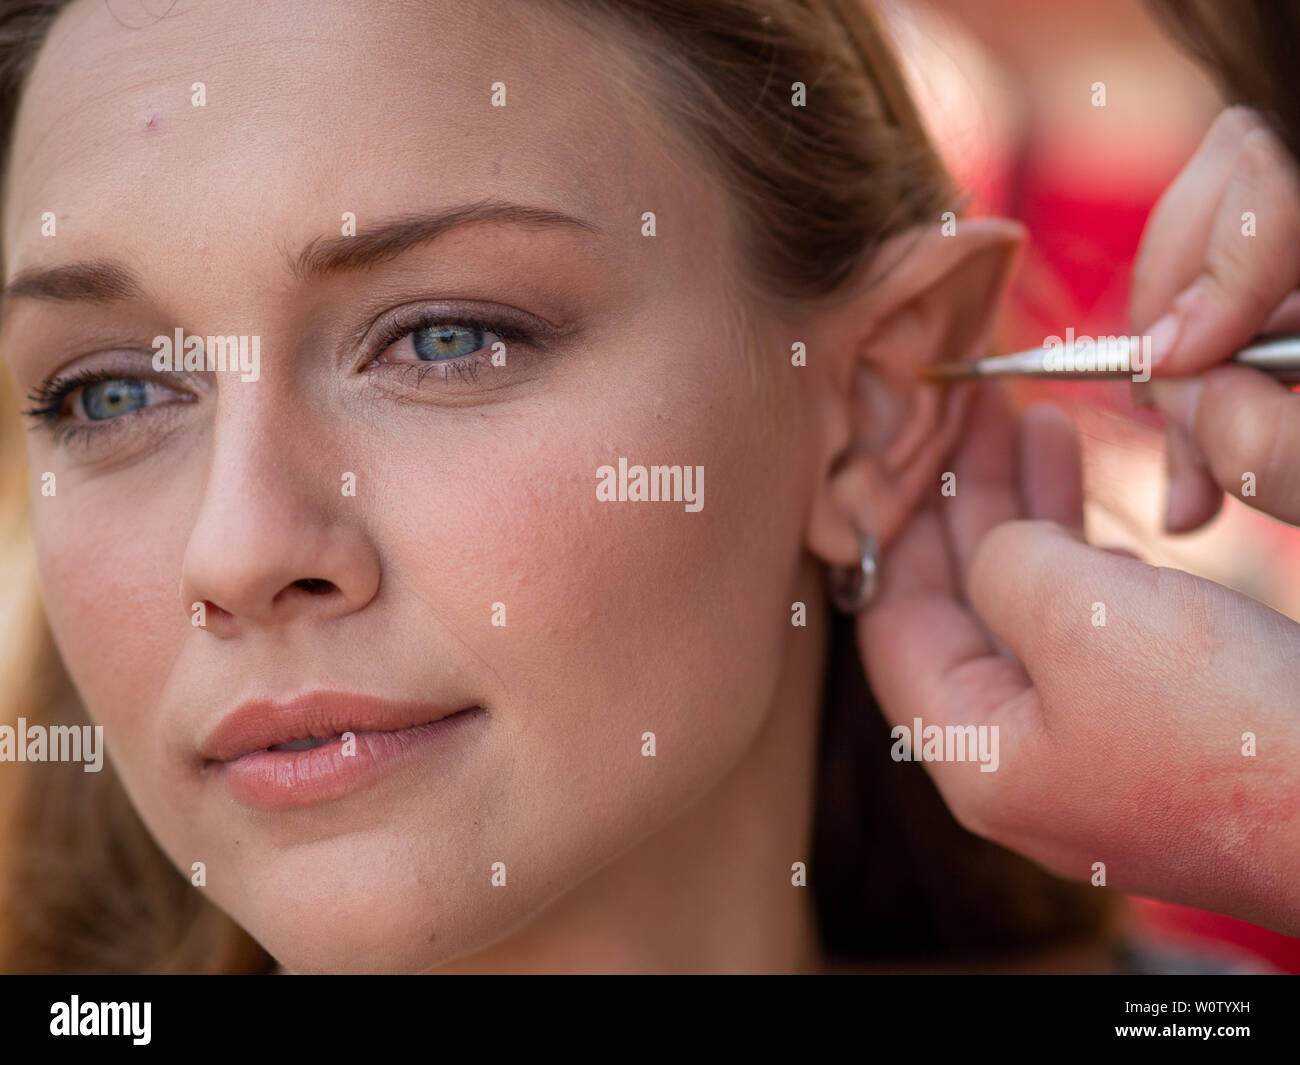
left=366, top=310, right=532, bottom=386
left=21, top=367, right=155, bottom=449
left=21, top=311, right=534, bottom=447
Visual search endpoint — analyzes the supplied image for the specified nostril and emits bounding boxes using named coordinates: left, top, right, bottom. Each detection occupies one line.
left=293, top=578, right=335, bottom=595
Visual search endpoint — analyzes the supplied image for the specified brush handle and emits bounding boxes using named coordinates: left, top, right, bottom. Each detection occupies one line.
left=1234, top=336, right=1300, bottom=382
left=949, top=334, right=1300, bottom=381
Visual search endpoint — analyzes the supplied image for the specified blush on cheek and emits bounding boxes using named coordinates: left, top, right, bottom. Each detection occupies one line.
left=31, top=481, right=186, bottom=729
left=424, top=388, right=784, bottom=715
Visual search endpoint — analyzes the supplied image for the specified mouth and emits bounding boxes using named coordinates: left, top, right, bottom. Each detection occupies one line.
left=268, top=735, right=334, bottom=752
left=200, top=693, right=486, bottom=810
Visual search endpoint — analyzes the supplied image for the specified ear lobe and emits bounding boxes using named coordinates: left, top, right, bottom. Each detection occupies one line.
left=805, top=218, right=1024, bottom=574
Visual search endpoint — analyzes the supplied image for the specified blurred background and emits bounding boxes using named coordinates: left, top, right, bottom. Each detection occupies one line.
left=885, top=0, right=1300, bottom=973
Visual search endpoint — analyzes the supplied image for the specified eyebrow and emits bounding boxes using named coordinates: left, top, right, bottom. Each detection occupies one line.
left=0, top=199, right=601, bottom=326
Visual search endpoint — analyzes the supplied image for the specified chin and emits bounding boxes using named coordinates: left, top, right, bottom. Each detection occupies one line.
left=234, top=878, right=482, bottom=974
left=214, top=831, right=547, bottom=974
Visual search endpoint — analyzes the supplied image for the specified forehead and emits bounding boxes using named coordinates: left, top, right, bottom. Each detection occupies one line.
left=3, top=0, right=696, bottom=282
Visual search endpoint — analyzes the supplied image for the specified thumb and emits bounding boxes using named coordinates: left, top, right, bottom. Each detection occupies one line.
left=1149, top=364, right=1300, bottom=526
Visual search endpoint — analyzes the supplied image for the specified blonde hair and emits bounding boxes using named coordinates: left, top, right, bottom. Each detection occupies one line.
left=0, top=0, right=1110, bottom=972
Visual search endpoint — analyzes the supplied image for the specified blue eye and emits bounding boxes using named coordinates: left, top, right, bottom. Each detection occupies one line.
left=22, top=368, right=188, bottom=453
left=412, top=323, right=486, bottom=362
left=81, top=377, right=149, bottom=420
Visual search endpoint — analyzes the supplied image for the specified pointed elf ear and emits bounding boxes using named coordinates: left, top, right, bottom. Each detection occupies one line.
left=803, top=217, right=1025, bottom=571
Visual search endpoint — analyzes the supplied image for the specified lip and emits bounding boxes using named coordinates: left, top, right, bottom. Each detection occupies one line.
left=200, top=692, right=484, bottom=810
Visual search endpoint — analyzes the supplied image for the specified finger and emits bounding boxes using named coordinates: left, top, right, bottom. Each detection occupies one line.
left=942, top=382, right=1022, bottom=585
left=966, top=520, right=1168, bottom=735
left=1260, top=289, right=1300, bottom=333
left=859, top=503, right=1030, bottom=735
left=871, top=500, right=958, bottom=604
left=968, top=519, right=1293, bottom=727
left=1162, top=421, right=1225, bottom=533
left=1149, top=364, right=1300, bottom=525
left=1131, top=106, right=1267, bottom=331
left=1150, top=124, right=1300, bottom=375
left=1018, top=402, right=1084, bottom=537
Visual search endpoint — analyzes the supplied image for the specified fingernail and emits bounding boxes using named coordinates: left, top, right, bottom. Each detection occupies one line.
left=1162, top=421, right=1218, bottom=532
left=1147, top=312, right=1180, bottom=369
left=1148, top=376, right=1204, bottom=441
left=1163, top=422, right=1197, bottom=531
left=1164, top=487, right=1189, bottom=532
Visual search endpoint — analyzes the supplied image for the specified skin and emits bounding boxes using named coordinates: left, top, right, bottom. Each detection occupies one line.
left=861, top=106, right=1300, bottom=937
left=1, top=0, right=1023, bottom=972
left=1136, top=107, right=1300, bottom=528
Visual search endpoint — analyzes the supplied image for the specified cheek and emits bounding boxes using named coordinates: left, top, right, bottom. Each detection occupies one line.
left=30, top=469, right=191, bottom=730
left=375, top=347, right=804, bottom=847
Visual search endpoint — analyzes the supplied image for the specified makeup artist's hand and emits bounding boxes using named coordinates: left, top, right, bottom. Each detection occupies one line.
left=1133, top=106, right=1300, bottom=529
left=858, top=383, right=1300, bottom=936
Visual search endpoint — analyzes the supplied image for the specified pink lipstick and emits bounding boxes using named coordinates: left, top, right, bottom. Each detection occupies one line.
left=200, top=692, right=484, bottom=810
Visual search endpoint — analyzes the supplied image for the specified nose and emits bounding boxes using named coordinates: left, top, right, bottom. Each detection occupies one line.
left=179, top=392, right=380, bottom=637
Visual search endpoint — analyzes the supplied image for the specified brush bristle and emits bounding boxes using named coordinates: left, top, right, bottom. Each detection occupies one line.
left=917, top=362, right=979, bottom=382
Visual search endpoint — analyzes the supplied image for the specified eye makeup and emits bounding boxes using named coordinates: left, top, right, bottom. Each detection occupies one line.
left=22, top=364, right=197, bottom=451
left=18, top=297, right=564, bottom=453
left=362, top=302, right=543, bottom=385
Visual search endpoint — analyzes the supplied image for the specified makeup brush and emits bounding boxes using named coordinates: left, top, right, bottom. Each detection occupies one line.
left=920, top=333, right=1300, bottom=384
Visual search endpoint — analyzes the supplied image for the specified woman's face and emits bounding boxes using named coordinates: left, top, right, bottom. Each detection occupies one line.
left=1, top=0, right=820, bottom=970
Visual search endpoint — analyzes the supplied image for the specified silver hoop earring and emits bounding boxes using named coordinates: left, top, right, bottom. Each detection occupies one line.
left=827, top=531, right=880, bottom=613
